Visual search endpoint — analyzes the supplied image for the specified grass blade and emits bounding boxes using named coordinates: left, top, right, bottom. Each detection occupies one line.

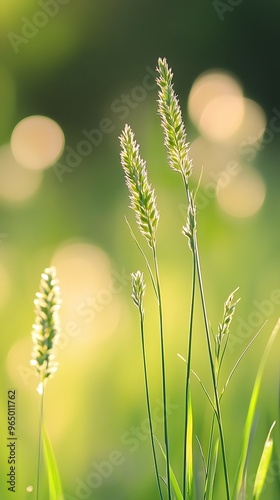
left=155, top=437, right=183, bottom=500
left=186, top=391, right=194, bottom=499
left=43, top=425, right=64, bottom=500
left=234, top=318, right=280, bottom=498
left=205, top=439, right=219, bottom=500
left=252, top=421, right=275, bottom=500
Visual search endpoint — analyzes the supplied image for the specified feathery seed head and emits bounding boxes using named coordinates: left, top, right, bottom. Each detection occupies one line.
left=120, top=124, right=159, bottom=248
left=131, top=270, right=146, bottom=312
left=156, top=57, right=193, bottom=180
left=217, top=288, right=240, bottom=345
left=30, top=266, right=61, bottom=395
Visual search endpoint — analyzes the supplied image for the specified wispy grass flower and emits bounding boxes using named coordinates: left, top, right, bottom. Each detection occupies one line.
left=31, top=266, right=61, bottom=395
left=157, top=57, right=193, bottom=182
left=30, top=266, right=61, bottom=500
left=120, top=124, right=159, bottom=249
left=120, top=124, right=171, bottom=498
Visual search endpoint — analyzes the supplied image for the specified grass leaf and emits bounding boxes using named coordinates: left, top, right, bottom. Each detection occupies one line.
left=155, top=437, right=183, bottom=500
left=234, top=318, right=280, bottom=498
left=186, top=392, right=194, bottom=498
left=43, top=426, right=64, bottom=500
left=253, top=421, right=275, bottom=500
left=205, top=439, right=219, bottom=500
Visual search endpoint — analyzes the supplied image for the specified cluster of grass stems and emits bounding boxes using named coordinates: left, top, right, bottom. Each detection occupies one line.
left=120, top=57, right=280, bottom=500
left=29, top=58, right=279, bottom=499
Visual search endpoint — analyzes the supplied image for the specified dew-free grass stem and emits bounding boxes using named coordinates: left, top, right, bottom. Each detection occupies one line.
left=138, top=303, right=164, bottom=499
left=152, top=245, right=172, bottom=500
left=182, top=251, right=196, bottom=499
left=36, top=386, right=45, bottom=500
left=194, top=239, right=231, bottom=500
left=181, top=174, right=230, bottom=499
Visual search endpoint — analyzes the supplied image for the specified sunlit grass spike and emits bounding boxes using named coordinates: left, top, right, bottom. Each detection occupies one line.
left=30, top=266, right=61, bottom=394
left=157, top=57, right=193, bottom=180
left=120, top=124, right=159, bottom=249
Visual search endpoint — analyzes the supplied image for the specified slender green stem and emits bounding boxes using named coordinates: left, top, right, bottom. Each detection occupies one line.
left=204, top=414, right=215, bottom=499
left=139, top=307, right=164, bottom=499
left=152, top=244, right=171, bottom=500
left=182, top=251, right=196, bottom=499
left=181, top=174, right=230, bottom=500
left=36, top=386, right=45, bottom=500
left=194, top=240, right=230, bottom=500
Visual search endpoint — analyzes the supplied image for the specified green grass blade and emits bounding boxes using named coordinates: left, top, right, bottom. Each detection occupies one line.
left=234, top=319, right=280, bottom=498
left=205, top=439, right=219, bottom=500
left=155, top=437, right=183, bottom=500
left=186, top=391, right=194, bottom=499
left=253, top=421, right=275, bottom=500
left=43, top=425, right=64, bottom=500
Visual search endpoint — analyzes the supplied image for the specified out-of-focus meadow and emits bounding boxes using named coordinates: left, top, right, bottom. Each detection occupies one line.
left=1, top=1, right=280, bottom=498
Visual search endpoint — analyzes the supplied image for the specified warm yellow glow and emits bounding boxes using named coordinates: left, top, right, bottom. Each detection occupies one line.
left=232, top=98, right=267, bottom=145
left=11, top=115, right=64, bottom=170
left=51, top=241, right=124, bottom=343
left=216, top=166, right=266, bottom=218
left=188, top=71, right=245, bottom=141
left=0, top=145, right=42, bottom=202
left=190, top=136, right=237, bottom=183
left=26, top=486, right=33, bottom=493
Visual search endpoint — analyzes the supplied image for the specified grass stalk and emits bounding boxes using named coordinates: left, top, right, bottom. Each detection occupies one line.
left=194, top=237, right=231, bottom=500
left=182, top=251, right=196, bottom=498
left=133, top=271, right=164, bottom=499
left=152, top=244, right=172, bottom=500
left=36, top=386, right=44, bottom=500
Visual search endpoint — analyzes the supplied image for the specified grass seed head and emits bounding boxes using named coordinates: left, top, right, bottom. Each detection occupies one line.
left=30, top=266, right=61, bottom=395
left=156, top=57, right=193, bottom=180
left=120, top=124, right=159, bottom=248
left=131, top=270, right=146, bottom=313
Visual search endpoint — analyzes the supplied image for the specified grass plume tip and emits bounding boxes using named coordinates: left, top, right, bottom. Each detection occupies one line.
left=120, top=124, right=159, bottom=248
left=156, top=57, right=193, bottom=180
left=30, top=267, right=61, bottom=395
left=131, top=271, right=146, bottom=313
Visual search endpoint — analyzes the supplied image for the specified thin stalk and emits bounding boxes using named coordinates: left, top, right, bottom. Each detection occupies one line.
left=152, top=244, right=171, bottom=500
left=194, top=240, right=230, bottom=500
left=139, top=307, right=164, bottom=499
left=204, top=415, right=215, bottom=499
left=182, top=251, right=196, bottom=498
left=181, top=174, right=230, bottom=500
left=36, top=385, right=45, bottom=500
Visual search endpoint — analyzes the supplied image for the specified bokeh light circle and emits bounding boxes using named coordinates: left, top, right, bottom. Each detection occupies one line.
left=0, top=145, right=42, bottom=203
left=11, top=115, right=65, bottom=170
left=216, top=166, right=266, bottom=218
left=188, top=71, right=245, bottom=141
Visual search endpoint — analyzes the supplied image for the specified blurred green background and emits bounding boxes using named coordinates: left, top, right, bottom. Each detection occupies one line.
left=0, top=1, right=280, bottom=498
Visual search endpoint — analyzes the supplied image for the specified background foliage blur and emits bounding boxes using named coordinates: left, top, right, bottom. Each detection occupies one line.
left=1, top=1, right=280, bottom=498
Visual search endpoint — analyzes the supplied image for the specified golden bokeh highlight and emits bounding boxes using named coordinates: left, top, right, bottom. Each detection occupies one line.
left=0, top=145, right=42, bottom=203
left=232, top=98, right=267, bottom=145
left=11, top=115, right=65, bottom=170
left=188, top=71, right=244, bottom=141
left=189, top=136, right=237, bottom=183
left=216, top=166, right=266, bottom=218
left=51, top=241, right=124, bottom=343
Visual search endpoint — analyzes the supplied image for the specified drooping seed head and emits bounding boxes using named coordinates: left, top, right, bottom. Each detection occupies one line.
left=157, top=57, right=193, bottom=180
left=30, top=266, right=61, bottom=395
left=120, top=124, right=159, bottom=248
